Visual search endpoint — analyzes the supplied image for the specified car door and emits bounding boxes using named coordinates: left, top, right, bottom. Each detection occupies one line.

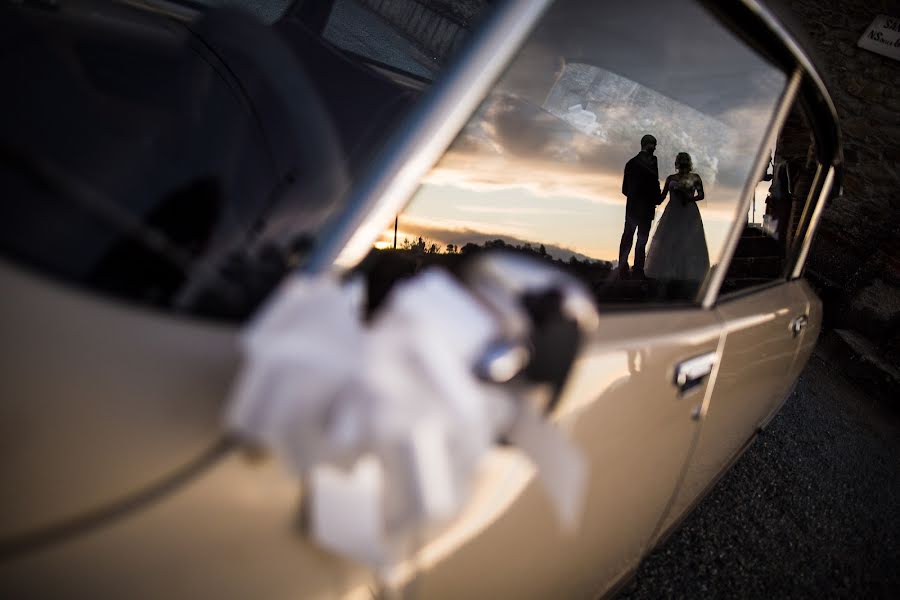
left=655, top=98, right=837, bottom=540
left=656, top=282, right=810, bottom=534
left=315, top=0, right=793, bottom=596
left=401, top=309, right=721, bottom=598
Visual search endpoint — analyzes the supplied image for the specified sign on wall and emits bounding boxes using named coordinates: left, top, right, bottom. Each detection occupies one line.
left=858, top=15, right=900, bottom=61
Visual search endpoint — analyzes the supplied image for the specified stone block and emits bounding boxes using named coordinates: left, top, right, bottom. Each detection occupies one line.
left=868, top=105, right=900, bottom=126
left=818, top=329, right=900, bottom=404
left=849, top=279, right=900, bottom=342
left=830, top=28, right=859, bottom=43
left=883, top=95, right=900, bottom=113
left=847, top=81, right=887, bottom=103
left=836, top=41, right=857, bottom=57
left=872, top=244, right=900, bottom=286
left=840, top=116, right=869, bottom=134
left=868, top=168, right=900, bottom=188
left=883, top=146, right=900, bottom=163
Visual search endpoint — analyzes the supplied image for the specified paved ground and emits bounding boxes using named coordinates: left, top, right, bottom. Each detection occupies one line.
left=617, top=348, right=900, bottom=598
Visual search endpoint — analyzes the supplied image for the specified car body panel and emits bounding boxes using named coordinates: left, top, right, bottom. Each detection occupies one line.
left=789, top=279, right=822, bottom=386
left=0, top=261, right=238, bottom=542
left=0, top=305, right=720, bottom=599
left=410, top=309, right=721, bottom=599
left=0, top=454, right=372, bottom=600
left=655, top=280, right=812, bottom=537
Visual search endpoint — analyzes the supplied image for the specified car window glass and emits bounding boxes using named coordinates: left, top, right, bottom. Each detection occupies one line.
left=364, top=0, right=787, bottom=308
left=721, top=98, right=817, bottom=296
left=192, top=0, right=294, bottom=25
left=0, top=0, right=433, bottom=322
left=321, top=0, right=482, bottom=79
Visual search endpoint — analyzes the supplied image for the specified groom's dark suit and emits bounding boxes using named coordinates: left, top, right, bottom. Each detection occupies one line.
left=618, top=150, right=660, bottom=272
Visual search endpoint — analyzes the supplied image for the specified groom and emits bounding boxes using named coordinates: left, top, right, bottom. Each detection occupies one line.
left=618, top=134, right=661, bottom=279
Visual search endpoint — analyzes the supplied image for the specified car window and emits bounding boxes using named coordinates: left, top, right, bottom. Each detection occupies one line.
left=0, top=0, right=431, bottom=322
left=720, top=97, right=817, bottom=297
left=364, top=0, right=787, bottom=308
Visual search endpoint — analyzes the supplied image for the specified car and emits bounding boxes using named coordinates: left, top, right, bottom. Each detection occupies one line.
left=0, top=0, right=841, bottom=597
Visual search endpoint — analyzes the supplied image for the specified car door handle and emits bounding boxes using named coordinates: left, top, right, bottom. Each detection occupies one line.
left=789, top=314, right=808, bottom=337
left=673, top=351, right=717, bottom=395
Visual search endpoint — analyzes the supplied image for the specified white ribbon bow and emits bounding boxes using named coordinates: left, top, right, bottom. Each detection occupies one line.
left=227, top=269, right=586, bottom=571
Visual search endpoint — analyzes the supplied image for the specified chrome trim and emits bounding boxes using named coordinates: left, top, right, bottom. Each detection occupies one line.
left=784, top=161, right=824, bottom=272
left=792, top=163, right=825, bottom=245
left=789, top=314, right=808, bottom=337
left=791, top=165, right=835, bottom=278
left=305, top=0, right=552, bottom=273
left=700, top=68, right=803, bottom=309
left=673, top=351, right=718, bottom=395
left=693, top=329, right=726, bottom=421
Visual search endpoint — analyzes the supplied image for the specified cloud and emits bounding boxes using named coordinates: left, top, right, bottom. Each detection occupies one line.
left=385, top=57, right=780, bottom=265
left=502, top=0, right=787, bottom=120
left=440, top=62, right=778, bottom=208
left=422, top=154, right=625, bottom=207
left=412, top=83, right=774, bottom=247
left=420, top=150, right=745, bottom=222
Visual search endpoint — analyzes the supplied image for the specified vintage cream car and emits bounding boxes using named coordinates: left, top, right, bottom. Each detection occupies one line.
left=0, top=0, right=841, bottom=597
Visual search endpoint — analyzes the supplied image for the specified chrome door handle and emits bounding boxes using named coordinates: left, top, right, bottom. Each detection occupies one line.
left=673, top=351, right=717, bottom=395
left=789, top=314, right=808, bottom=337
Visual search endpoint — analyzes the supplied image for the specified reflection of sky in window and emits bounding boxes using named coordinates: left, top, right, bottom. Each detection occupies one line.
left=383, top=0, right=785, bottom=264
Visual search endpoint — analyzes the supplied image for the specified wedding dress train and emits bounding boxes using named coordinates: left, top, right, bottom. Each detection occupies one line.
left=645, top=185, right=710, bottom=283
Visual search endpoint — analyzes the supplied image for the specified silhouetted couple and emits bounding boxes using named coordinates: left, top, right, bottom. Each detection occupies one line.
left=618, top=135, right=709, bottom=282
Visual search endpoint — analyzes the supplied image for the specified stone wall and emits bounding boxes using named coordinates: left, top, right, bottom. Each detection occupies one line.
left=780, top=0, right=900, bottom=365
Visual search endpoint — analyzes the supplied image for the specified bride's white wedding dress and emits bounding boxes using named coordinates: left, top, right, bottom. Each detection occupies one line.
left=645, top=174, right=710, bottom=282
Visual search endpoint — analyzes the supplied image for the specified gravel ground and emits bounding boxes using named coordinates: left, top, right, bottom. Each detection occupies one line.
left=617, top=349, right=900, bottom=598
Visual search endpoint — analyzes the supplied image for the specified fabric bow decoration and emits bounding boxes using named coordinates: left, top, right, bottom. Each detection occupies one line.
left=227, top=268, right=586, bottom=572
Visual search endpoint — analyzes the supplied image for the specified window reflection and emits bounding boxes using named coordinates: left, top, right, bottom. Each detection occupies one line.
left=726, top=101, right=816, bottom=294
left=372, top=0, right=786, bottom=305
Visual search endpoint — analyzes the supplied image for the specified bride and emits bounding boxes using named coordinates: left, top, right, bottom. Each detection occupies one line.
left=645, top=152, right=710, bottom=284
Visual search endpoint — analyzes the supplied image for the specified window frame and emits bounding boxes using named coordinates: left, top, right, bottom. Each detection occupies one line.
left=787, top=162, right=836, bottom=280
left=713, top=159, right=834, bottom=309
left=713, top=78, right=841, bottom=306
left=697, top=68, right=802, bottom=308
left=702, top=0, right=843, bottom=303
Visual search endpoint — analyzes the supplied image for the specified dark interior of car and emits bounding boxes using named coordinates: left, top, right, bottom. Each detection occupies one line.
left=0, top=0, right=421, bottom=321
